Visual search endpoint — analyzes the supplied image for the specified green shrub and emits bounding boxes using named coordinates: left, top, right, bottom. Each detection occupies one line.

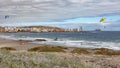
left=0, top=47, right=16, bottom=51
left=94, top=48, right=120, bottom=55
left=0, top=49, right=94, bottom=68
left=71, top=48, right=89, bottom=54
left=28, top=46, right=66, bottom=52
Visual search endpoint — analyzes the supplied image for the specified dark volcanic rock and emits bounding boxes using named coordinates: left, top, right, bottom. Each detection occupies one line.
left=35, top=39, right=47, bottom=41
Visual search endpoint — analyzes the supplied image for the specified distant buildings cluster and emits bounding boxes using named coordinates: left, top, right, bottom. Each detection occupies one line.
left=65, top=27, right=84, bottom=32
left=0, top=26, right=84, bottom=32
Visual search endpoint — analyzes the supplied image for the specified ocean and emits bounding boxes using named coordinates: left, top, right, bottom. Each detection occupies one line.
left=0, top=31, right=120, bottom=50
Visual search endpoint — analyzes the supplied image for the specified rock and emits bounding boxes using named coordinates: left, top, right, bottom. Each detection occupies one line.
left=35, top=39, right=47, bottom=41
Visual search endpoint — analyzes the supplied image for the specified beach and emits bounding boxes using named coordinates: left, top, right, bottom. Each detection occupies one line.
left=0, top=0, right=120, bottom=67
left=0, top=37, right=120, bottom=68
left=0, top=32, right=120, bottom=50
left=0, top=38, right=41, bottom=51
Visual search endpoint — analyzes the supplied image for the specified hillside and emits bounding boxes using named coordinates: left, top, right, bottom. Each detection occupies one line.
left=0, top=26, right=65, bottom=32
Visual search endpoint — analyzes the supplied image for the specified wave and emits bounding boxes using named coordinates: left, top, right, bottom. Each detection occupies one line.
left=0, top=34, right=120, bottom=50
left=0, top=34, right=52, bottom=41
left=31, top=40, right=120, bottom=50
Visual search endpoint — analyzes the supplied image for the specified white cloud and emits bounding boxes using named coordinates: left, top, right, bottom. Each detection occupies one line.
left=69, top=0, right=91, bottom=3
left=0, top=0, right=120, bottom=23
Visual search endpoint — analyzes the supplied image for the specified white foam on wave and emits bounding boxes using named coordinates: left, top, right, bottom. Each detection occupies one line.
left=0, top=34, right=120, bottom=50
left=32, top=40, right=120, bottom=50
left=0, top=35, right=15, bottom=40
left=0, top=34, right=52, bottom=41
left=13, top=37, right=52, bottom=41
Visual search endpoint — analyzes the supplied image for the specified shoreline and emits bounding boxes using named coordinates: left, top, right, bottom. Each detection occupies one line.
left=0, top=32, right=120, bottom=50
left=0, top=38, right=120, bottom=68
left=0, top=37, right=120, bottom=54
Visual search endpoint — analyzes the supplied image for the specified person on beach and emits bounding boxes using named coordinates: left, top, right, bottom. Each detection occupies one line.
left=54, top=37, right=58, bottom=41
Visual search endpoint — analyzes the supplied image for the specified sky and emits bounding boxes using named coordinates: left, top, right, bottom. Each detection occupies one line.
left=0, top=0, right=120, bottom=31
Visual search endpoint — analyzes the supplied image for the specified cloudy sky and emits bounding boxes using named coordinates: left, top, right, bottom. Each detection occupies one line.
left=0, top=0, right=120, bottom=31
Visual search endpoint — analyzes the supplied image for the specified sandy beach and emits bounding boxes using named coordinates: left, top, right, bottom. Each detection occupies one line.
left=0, top=0, right=120, bottom=67
left=0, top=38, right=46, bottom=51
left=0, top=38, right=120, bottom=68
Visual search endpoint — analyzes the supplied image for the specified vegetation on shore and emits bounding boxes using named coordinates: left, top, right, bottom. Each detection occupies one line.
left=0, top=46, right=120, bottom=68
left=0, top=47, right=16, bottom=51
left=71, top=48, right=90, bottom=54
left=94, top=48, right=120, bottom=56
left=0, top=49, right=92, bottom=68
left=1, top=46, right=120, bottom=56
left=27, top=46, right=120, bottom=55
left=28, top=46, right=67, bottom=52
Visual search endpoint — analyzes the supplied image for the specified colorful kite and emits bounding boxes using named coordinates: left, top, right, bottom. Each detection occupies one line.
left=100, top=17, right=106, bottom=28
left=5, top=15, right=9, bottom=19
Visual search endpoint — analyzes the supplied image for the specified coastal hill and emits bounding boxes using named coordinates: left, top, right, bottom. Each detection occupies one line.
left=0, top=26, right=65, bottom=32
left=27, top=26, right=65, bottom=32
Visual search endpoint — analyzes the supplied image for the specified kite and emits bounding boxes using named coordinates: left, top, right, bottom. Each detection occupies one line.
left=100, top=17, right=106, bottom=28
left=5, top=15, right=9, bottom=19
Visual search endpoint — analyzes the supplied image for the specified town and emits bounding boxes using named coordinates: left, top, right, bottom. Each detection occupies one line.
left=0, top=26, right=84, bottom=32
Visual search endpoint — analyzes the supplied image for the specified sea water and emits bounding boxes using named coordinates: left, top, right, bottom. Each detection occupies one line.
left=0, top=31, right=120, bottom=50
